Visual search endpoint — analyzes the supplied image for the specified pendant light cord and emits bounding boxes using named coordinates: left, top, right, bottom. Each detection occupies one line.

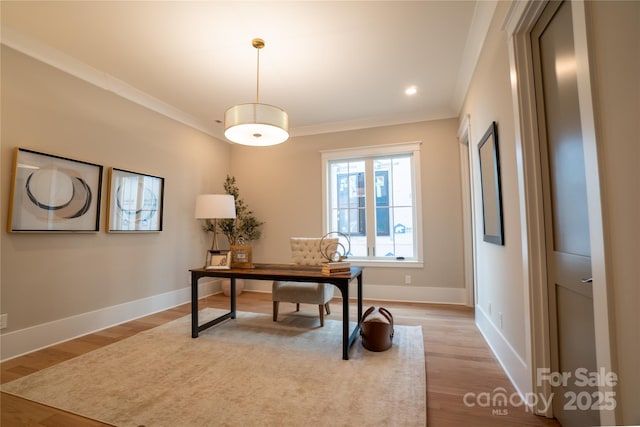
left=256, top=45, right=260, bottom=103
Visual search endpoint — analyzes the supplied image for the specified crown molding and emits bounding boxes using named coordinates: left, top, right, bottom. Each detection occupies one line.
left=452, top=0, right=499, bottom=113
left=1, top=27, right=223, bottom=140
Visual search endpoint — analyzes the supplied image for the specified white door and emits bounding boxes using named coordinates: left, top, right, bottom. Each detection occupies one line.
left=532, top=1, right=599, bottom=426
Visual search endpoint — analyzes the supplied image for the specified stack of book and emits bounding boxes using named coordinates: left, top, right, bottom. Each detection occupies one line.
left=321, top=261, right=351, bottom=275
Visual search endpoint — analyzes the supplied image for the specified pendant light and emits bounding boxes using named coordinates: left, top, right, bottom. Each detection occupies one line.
left=224, top=38, right=289, bottom=146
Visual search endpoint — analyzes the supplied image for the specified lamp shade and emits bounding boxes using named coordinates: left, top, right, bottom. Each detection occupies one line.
left=194, top=194, right=236, bottom=219
left=224, top=103, right=289, bottom=146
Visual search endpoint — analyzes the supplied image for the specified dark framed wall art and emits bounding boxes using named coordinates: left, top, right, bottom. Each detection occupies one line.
left=7, top=148, right=103, bottom=232
left=478, top=121, right=504, bottom=245
left=107, top=168, right=164, bottom=232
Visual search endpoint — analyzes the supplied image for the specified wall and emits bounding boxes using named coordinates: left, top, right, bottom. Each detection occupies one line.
left=0, top=46, right=231, bottom=359
left=462, top=1, right=639, bottom=423
left=228, top=119, right=466, bottom=303
left=460, top=1, right=532, bottom=394
left=589, top=1, right=639, bottom=423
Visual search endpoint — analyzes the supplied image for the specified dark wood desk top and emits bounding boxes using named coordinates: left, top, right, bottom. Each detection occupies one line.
left=190, top=263, right=362, bottom=285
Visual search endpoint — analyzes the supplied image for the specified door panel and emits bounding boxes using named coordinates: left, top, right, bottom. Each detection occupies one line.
left=539, top=1, right=591, bottom=258
left=533, top=1, right=598, bottom=426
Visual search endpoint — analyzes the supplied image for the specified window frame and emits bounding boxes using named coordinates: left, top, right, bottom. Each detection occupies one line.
left=321, top=142, right=423, bottom=268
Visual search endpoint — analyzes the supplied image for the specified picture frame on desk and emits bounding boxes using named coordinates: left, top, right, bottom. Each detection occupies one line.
left=206, top=251, right=231, bottom=270
left=230, top=244, right=253, bottom=268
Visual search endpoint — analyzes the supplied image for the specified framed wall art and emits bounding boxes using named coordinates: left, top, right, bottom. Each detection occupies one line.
left=7, top=148, right=103, bottom=232
left=107, top=168, right=164, bottom=232
left=478, top=121, right=504, bottom=245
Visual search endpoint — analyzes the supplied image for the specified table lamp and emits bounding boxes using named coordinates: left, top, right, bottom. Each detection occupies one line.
left=194, top=194, right=236, bottom=252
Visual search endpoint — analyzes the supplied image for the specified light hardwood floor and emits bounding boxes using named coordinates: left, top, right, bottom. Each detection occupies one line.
left=1, top=292, right=560, bottom=426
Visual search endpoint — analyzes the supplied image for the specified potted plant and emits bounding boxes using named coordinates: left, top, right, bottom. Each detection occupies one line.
left=203, top=175, right=264, bottom=295
left=217, top=175, right=264, bottom=246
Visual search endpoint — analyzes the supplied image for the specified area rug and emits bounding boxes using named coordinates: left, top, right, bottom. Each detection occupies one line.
left=1, top=309, right=426, bottom=426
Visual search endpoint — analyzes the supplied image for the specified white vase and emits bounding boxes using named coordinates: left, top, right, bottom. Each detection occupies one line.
left=221, top=278, right=244, bottom=297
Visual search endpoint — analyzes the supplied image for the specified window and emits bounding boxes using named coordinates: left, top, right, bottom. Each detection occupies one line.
left=321, top=142, right=422, bottom=266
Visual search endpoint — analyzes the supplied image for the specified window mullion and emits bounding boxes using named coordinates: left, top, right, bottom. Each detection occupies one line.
left=364, top=158, right=376, bottom=257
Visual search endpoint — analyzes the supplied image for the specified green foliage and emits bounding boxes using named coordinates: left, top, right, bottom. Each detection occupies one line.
left=212, top=175, right=264, bottom=245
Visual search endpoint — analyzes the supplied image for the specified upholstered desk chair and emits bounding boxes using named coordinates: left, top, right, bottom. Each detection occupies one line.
left=272, top=237, right=338, bottom=327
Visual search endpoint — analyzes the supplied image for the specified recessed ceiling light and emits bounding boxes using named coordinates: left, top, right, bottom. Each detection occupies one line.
left=405, top=86, right=417, bottom=96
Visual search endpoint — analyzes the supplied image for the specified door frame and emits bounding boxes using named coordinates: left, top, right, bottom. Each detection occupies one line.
left=458, top=114, right=477, bottom=307
left=503, top=0, right=617, bottom=424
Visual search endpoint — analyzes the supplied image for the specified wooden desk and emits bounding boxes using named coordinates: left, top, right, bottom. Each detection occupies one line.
left=190, top=263, right=363, bottom=360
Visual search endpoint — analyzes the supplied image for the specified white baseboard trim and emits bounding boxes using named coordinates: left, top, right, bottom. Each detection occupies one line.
left=0, top=279, right=221, bottom=362
left=245, top=280, right=467, bottom=305
left=475, top=305, right=532, bottom=400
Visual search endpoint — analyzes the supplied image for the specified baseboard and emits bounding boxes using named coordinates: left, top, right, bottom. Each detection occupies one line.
left=0, top=279, right=221, bottom=362
left=244, top=280, right=467, bottom=305
left=475, top=305, right=533, bottom=401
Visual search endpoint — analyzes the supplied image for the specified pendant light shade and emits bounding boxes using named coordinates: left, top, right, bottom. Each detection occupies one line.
left=224, top=103, right=289, bottom=146
left=224, top=38, right=289, bottom=146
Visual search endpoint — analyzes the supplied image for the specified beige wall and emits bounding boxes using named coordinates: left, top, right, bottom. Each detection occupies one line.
left=460, top=1, right=529, bottom=363
left=229, top=119, right=465, bottom=295
left=0, top=46, right=230, bottom=335
left=462, top=1, right=639, bottom=423
left=589, top=1, right=639, bottom=423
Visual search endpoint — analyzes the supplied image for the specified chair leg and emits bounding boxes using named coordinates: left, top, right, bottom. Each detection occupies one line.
left=325, top=303, right=331, bottom=315
left=296, top=303, right=300, bottom=312
left=319, top=305, right=324, bottom=327
left=273, top=301, right=279, bottom=322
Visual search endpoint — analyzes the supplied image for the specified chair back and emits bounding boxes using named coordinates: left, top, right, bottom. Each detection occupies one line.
left=290, top=237, right=339, bottom=266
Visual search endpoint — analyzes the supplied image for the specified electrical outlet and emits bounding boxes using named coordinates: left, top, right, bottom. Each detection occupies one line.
left=0, top=314, right=7, bottom=330
left=499, top=312, right=503, bottom=329
left=404, top=275, right=412, bottom=284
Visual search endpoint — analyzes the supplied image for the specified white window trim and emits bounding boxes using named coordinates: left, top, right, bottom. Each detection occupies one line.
left=321, top=142, right=423, bottom=268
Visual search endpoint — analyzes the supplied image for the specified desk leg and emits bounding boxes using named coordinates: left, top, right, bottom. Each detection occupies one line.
left=230, top=277, right=237, bottom=319
left=342, top=283, right=349, bottom=360
left=357, top=273, right=363, bottom=325
left=191, top=272, right=236, bottom=337
left=191, top=272, right=199, bottom=338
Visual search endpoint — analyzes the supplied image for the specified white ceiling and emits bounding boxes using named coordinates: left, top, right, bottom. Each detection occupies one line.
left=1, top=1, right=497, bottom=141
